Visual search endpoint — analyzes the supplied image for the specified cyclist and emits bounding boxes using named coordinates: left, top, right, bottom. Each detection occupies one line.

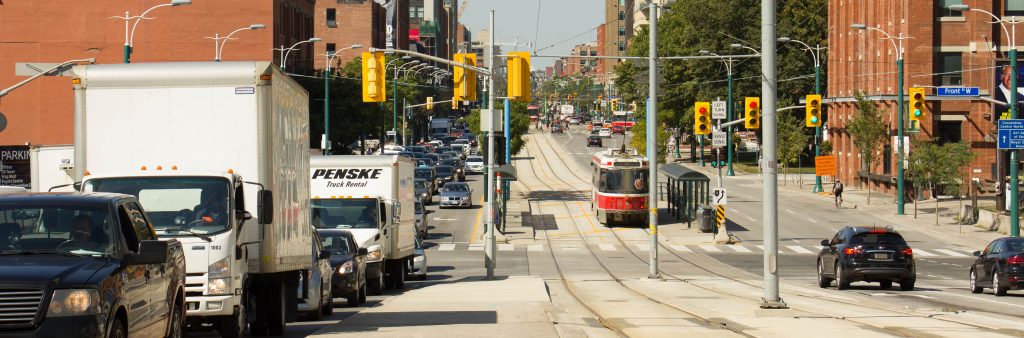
left=832, top=179, right=844, bottom=208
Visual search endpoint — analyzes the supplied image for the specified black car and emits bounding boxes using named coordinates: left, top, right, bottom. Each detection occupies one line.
left=587, top=135, right=603, bottom=147
left=439, top=159, right=466, bottom=181
left=970, top=237, right=1024, bottom=296
left=414, top=167, right=438, bottom=193
left=316, top=229, right=368, bottom=307
left=817, top=226, right=915, bottom=290
left=435, top=165, right=457, bottom=184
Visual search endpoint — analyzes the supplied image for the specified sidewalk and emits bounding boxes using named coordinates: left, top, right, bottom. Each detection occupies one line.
left=309, top=276, right=559, bottom=337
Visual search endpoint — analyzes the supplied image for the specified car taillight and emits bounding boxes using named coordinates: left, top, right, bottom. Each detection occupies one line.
left=902, top=248, right=913, bottom=256
left=843, top=247, right=863, bottom=255
left=1009, top=255, right=1024, bottom=265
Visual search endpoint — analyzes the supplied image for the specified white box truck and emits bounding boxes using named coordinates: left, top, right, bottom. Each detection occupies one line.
left=73, top=62, right=313, bottom=337
left=30, top=145, right=75, bottom=192
left=310, top=155, right=416, bottom=294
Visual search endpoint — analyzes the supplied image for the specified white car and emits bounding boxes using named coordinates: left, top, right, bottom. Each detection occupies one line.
left=408, top=238, right=427, bottom=280
left=569, top=117, right=581, bottom=125
left=599, top=128, right=612, bottom=138
left=298, top=228, right=333, bottom=320
left=465, top=156, right=485, bottom=174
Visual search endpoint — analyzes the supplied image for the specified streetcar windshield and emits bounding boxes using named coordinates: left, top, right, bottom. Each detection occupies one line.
left=598, top=168, right=648, bottom=194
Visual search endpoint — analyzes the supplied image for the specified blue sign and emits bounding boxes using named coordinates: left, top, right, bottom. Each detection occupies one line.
left=998, top=119, right=1024, bottom=149
left=935, top=87, right=979, bottom=96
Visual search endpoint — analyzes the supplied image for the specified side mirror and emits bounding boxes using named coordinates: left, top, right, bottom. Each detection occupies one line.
left=258, top=190, right=274, bottom=225
left=358, top=248, right=368, bottom=256
left=820, top=239, right=830, bottom=247
left=235, top=210, right=253, bottom=221
left=973, top=251, right=981, bottom=257
left=130, top=240, right=169, bottom=265
left=319, top=249, right=331, bottom=259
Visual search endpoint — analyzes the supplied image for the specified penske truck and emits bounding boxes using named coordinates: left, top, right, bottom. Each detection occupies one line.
left=309, top=155, right=416, bottom=294
left=73, top=62, right=313, bottom=337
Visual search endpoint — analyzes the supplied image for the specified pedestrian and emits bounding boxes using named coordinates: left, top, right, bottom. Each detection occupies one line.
left=832, top=179, right=844, bottom=208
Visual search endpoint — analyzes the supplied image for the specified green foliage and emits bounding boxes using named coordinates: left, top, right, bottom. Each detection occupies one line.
left=847, top=91, right=888, bottom=173
left=777, top=113, right=809, bottom=167
left=907, top=139, right=974, bottom=224
left=819, top=139, right=833, bottom=155
left=465, top=101, right=530, bottom=159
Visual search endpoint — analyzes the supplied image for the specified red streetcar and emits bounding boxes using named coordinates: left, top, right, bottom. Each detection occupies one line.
left=610, top=111, right=635, bottom=130
left=591, top=147, right=649, bottom=225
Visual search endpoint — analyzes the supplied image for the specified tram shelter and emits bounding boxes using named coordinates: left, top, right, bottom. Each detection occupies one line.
left=660, top=163, right=711, bottom=226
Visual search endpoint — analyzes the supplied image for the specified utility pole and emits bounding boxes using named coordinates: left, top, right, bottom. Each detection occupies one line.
left=760, top=0, right=786, bottom=309
left=646, top=1, right=661, bottom=280
left=485, top=10, right=498, bottom=279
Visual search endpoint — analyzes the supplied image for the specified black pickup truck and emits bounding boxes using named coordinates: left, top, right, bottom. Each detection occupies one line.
left=0, top=193, right=186, bottom=338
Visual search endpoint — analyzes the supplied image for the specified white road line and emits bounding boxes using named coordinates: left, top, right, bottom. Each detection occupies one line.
left=745, top=216, right=756, bottom=222
left=729, top=245, right=753, bottom=253
left=635, top=244, right=651, bottom=252
left=785, top=209, right=795, bottom=214
left=670, top=245, right=692, bottom=252
left=438, top=244, right=456, bottom=251
left=561, top=246, right=579, bottom=251
left=469, top=244, right=484, bottom=251
left=913, top=249, right=938, bottom=257
left=934, top=249, right=968, bottom=257
left=599, top=244, right=617, bottom=251
left=755, top=245, right=764, bottom=250
left=699, top=245, right=722, bottom=253
left=527, top=244, right=543, bottom=252
left=787, top=246, right=814, bottom=254
left=806, top=217, right=818, bottom=223
left=498, top=244, right=514, bottom=251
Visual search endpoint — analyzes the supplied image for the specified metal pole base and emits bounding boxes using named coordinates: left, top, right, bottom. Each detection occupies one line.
left=727, top=168, right=735, bottom=176
left=647, top=273, right=662, bottom=280
left=759, top=298, right=789, bottom=309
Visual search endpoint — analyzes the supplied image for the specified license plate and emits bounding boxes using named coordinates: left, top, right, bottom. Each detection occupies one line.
left=873, top=253, right=890, bottom=260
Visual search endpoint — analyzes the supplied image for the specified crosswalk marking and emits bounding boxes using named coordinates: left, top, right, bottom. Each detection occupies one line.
left=670, top=245, right=692, bottom=252
left=933, top=249, right=968, bottom=257
left=469, top=244, right=484, bottom=251
left=439, top=244, right=455, bottom=251
left=498, top=244, right=514, bottom=251
left=599, top=244, right=617, bottom=251
left=729, top=245, right=752, bottom=253
left=699, top=245, right=722, bottom=252
left=635, top=244, right=650, bottom=252
left=561, top=246, right=579, bottom=251
left=913, top=249, right=937, bottom=257
left=527, top=244, right=543, bottom=252
left=787, top=246, right=814, bottom=254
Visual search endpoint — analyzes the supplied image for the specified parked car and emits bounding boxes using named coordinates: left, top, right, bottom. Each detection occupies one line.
left=438, top=182, right=473, bottom=208
left=587, top=135, right=603, bottom=147
left=316, top=229, right=368, bottom=307
left=414, top=201, right=428, bottom=239
left=599, top=128, right=612, bottom=137
left=465, top=156, right=485, bottom=174
left=415, top=167, right=438, bottom=193
left=0, top=192, right=186, bottom=338
left=435, top=165, right=457, bottom=185
left=611, top=125, right=626, bottom=134
left=551, top=124, right=564, bottom=133
left=298, top=228, right=333, bottom=321
left=414, top=178, right=432, bottom=205
left=817, top=226, right=916, bottom=291
left=408, top=237, right=427, bottom=280
left=969, top=237, right=1024, bottom=296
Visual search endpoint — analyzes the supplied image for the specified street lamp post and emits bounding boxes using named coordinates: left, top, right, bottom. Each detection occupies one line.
left=777, top=37, right=827, bottom=193
left=701, top=49, right=737, bottom=177
left=113, top=0, right=192, bottom=63
left=852, top=23, right=910, bottom=216
left=394, top=61, right=422, bottom=144
left=951, top=4, right=1021, bottom=236
left=207, top=24, right=266, bottom=61
left=277, top=37, right=322, bottom=71
left=322, top=44, right=364, bottom=155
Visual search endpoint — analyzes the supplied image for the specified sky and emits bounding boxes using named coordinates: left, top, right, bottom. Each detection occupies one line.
left=458, top=0, right=604, bottom=69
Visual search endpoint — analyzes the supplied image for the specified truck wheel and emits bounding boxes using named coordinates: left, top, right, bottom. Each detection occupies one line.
left=394, top=261, right=406, bottom=289
left=267, top=283, right=286, bottom=335
left=108, top=318, right=126, bottom=338
left=219, top=307, right=244, bottom=338
left=347, top=290, right=359, bottom=307
left=167, top=297, right=184, bottom=338
left=307, top=283, right=323, bottom=321
left=368, top=271, right=384, bottom=295
left=358, top=284, right=367, bottom=303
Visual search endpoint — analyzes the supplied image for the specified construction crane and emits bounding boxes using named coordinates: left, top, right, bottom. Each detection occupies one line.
left=458, top=0, right=469, bottom=20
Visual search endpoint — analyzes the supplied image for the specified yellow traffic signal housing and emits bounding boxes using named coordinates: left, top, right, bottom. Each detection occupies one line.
left=507, top=52, right=531, bottom=102
left=453, top=53, right=478, bottom=102
left=744, top=97, right=761, bottom=129
left=361, top=52, right=386, bottom=102
left=426, top=96, right=433, bottom=110
left=452, top=99, right=459, bottom=109
left=694, top=101, right=711, bottom=135
left=805, top=94, right=822, bottom=127
left=909, top=87, right=926, bottom=121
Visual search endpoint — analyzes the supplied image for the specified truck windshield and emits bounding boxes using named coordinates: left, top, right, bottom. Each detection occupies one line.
left=311, top=199, right=379, bottom=229
left=84, top=177, right=233, bottom=236
left=0, top=205, right=115, bottom=257
left=598, top=168, right=649, bottom=194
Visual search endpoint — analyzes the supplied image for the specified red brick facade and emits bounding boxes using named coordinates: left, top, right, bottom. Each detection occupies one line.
left=313, top=0, right=409, bottom=69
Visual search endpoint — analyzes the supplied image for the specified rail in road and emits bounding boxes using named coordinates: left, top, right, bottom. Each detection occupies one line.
left=525, top=129, right=1024, bottom=337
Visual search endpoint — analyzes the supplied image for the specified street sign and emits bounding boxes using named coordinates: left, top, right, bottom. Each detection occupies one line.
left=935, top=87, right=979, bottom=97
left=814, top=156, right=836, bottom=176
left=714, top=204, right=726, bottom=229
left=998, top=119, right=1024, bottom=149
left=712, top=131, right=727, bottom=147
left=711, top=101, right=727, bottom=119
left=713, top=188, right=727, bottom=205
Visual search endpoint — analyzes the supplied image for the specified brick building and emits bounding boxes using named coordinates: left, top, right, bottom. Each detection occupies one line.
left=600, top=0, right=633, bottom=77
left=0, top=0, right=315, bottom=146
left=313, top=0, right=408, bottom=69
left=565, top=43, right=599, bottom=77
left=828, top=0, right=1011, bottom=197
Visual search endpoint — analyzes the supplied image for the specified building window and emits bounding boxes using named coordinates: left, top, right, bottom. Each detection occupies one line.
left=938, top=121, right=963, bottom=144
left=326, top=8, right=337, bottom=28
left=1008, top=0, right=1024, bottom=16
left=589, top=51, right=597, bottom=56
left=940, top=0, right=962, bottom=16
left=326, top=43, right=336, bottom=55
left=618, top=11, right=625, bottom=20
left=410, top=6, right=424, bottom=19
left=618, top=27, right=626, bottom=36
left=619, top=0, right=625, bottom=5
left=618, top=42, right=626, bottom=52
left=939, top=52, right=962, bottom=85
left=883, top=144, right=892, bottom=175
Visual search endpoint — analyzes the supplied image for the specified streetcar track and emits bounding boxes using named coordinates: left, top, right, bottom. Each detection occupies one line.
left=528, top=129, right=1022, bottom=336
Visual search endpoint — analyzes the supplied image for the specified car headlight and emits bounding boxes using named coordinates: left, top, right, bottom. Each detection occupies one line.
left=209, top=257, right=230, bottom=279
left=421, top=192, right=429, bottom=197
left=337, top=261, right=354, bottom=275
left=47, top=289, right=99, bottom=317
left=208, top=277, right=231, bottom=295
left=366, top=245, right=383, bottom=262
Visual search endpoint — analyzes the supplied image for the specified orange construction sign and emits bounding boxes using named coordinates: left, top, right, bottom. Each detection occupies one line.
left=815, top=156, right=837, bottom=176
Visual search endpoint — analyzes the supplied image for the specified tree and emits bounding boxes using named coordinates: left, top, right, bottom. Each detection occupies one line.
left=907, top=139, right=974, bottom=225
left=846, top=91, right=888, bottom=204
left=777, top=113, right=810, bottom=183
left=465, top=100, right=530, bottom=161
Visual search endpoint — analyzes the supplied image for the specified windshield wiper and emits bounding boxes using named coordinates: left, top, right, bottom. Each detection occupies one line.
left=0, top=249, right=83, bottom=257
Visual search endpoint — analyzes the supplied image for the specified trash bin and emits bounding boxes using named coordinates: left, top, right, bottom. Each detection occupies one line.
left=698, top=204, right=714, bottom=233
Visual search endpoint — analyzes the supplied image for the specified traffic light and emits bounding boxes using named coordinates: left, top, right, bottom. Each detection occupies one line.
left=507, top=52, right=531, bottom=102
left=453, top=53, right=478, bottom=102
left=805, top=94, right=822, bottom=127
left=426, top=96, right=433, bottom=110
left=694, top=101, right=711, bottom=135
left=452, top=99, right=459, bottom=109
left=909, top=87, right=926, bottom=121
left=361, top=52, right=386, bottom=102
left=744, top=97, right=760, bottom=129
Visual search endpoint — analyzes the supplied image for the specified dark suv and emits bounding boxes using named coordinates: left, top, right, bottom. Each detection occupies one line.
left=817, top=226, right=916, bottom=291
